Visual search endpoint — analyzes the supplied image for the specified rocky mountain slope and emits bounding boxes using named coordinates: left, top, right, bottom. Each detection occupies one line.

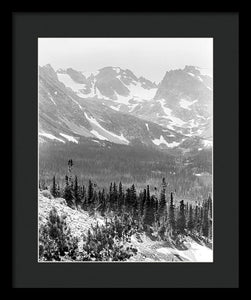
left=39, top=64, right=212, bottom=152
left=131, top=65, right=213, bottom=139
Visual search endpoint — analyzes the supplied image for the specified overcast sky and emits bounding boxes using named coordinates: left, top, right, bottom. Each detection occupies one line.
left=38, top=38, right=213, bottom=83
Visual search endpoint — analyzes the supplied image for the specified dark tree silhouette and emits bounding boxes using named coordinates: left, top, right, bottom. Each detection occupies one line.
left=177, top=200, right=186, bottom=234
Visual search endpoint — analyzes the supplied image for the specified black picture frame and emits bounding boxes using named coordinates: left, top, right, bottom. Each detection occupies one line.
left=12, top=12, right=239, bottom=288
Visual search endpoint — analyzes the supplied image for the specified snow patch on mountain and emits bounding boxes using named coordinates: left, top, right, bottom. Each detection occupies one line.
left=90, top=130, right=108, bottom=141
left=69, top=96, right=83, bottom=111
left=152, top=135, right=180, bottom=148
left=158, top=99, right=186, bottom=127
left=57, top=73, right=86, bottom=92
left=59, top=133, right=78, bottom=143
left=202, top=139, right=213, bottom=148
left=95, top=87, right=111, bottom=100
left=84, top=112, right=129, bottom=145
left=188, top=72, right=195, bottom=77
left=113, top=67, right=120, bottom=74
left=39, top=132, right=65, bottom=143
left=48, top=93, right=56, bottom=105
left=81, top=70, right=99, bottom=78
left=114, top=92, right=132, bottom=105
left=158, top=99, right=172, bottom=115
left=125, top=80, right=157, bottom=101
left=179, top=99, right=198, bottom=110
left=110, top=105, right=120, bottom=111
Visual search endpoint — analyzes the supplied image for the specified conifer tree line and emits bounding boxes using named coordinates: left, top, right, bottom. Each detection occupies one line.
left=40, top=160, right=212, bottom=240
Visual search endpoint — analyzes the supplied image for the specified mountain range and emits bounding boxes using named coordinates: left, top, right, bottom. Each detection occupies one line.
left=39, top=64, right=213, bottom=154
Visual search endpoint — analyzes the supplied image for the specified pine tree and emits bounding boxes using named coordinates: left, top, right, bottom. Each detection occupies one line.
left=208, top=196, right=213, bottom=239
left=125, top=188, right=131, bottom=212
left=187, top=204, right=194, bottom=232
left=169, top=192, right=176, bottom=236
left=87, top=179, right=94, bottom=204
left=51, top=175, right=58, bottom=198
left=130, top=184, right=138, bottom=217
left=81, top=184, right=86, bottom=200
left=177, top=200, right=186, bottom=235
left=56, top=183, right=61, bottom=198
left=158, top=178, right=167, bottom=223
left=64, top=175, right=75, bottom=207
left=150, top=195, right=158, bottom=224
left=109, top=182, right=113, bottom=210
left=113, top=182, right=118, bottom=211
left=99, top=188, right=107, bottom=216
left=202, top=199, right=209, bottom=238
left=67, top=159, right=74, bottom=185
left=144, top=185, right=155, bottom=227
left=140, top=188, right=147, bottom=217
left=194, top=203, right=199, bottom=233
left=118, top=181, right=124, bottom=213
left=74, top=176, right=81, bottom=208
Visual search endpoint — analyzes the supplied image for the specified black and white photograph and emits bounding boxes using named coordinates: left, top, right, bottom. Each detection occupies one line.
left=38, top=37, right=213, bottom=262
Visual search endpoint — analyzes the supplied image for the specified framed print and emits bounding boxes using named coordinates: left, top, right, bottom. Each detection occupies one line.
left=12, top=12, right=239, bottom=288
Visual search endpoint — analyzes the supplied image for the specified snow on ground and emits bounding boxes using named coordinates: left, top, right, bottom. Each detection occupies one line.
left=156, top=240, right=213, bottom=262
left=128, top=103, right=139, bottom=112
left=114, top=77, right=157, bottom=103
left=59, top=133, right=78, bottom=143
left=158, top=99, right=186, bottom=126
left=57, top=73, right=86, bottom=92
left=179, top=99, right=198, bottom=110
left=110, top=105, right=120, bottom=111
left=81, top=70, right=99, bottom=78
left=69, top=96, right=83, bottom=111
left=48, top=93, right=56, bottom=105
left=188, top=119, right=200, bottom=128
left=196, top=114, right=207, bottom=120
left=152, top=135, right=180, bottom=148
left=166, top=124, right=175, bottom=131
left=95, top=87, right=111, bottom=100
left=158, top=99, right=172, bottom=115
left=90, top=130, right=108, bottom=141
left=113, top=67, right=120, bottom=74
left=127, top=81, right=157, bottom=101
left=113, top=91, right=133, bottom=105
left=92, top=139, right=102, bottom=144
left=60, top=117, right=93, bottom=138
left=84, top=112, right=129, bottom=144
left=39, top=132, right=65, bottom=143
left=194, top=173, right=203, bottom=177
left=202, top=139, right=213, bottom=148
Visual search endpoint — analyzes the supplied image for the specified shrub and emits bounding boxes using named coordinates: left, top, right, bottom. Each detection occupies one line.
left=39, top=207, right=79, bottom=261
left=81, top=214, right=138, bottom=261
left=41, top=189, right=53, bottom=199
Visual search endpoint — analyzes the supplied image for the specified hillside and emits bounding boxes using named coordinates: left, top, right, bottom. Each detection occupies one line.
left=39, top=191, right=212, bottom=262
